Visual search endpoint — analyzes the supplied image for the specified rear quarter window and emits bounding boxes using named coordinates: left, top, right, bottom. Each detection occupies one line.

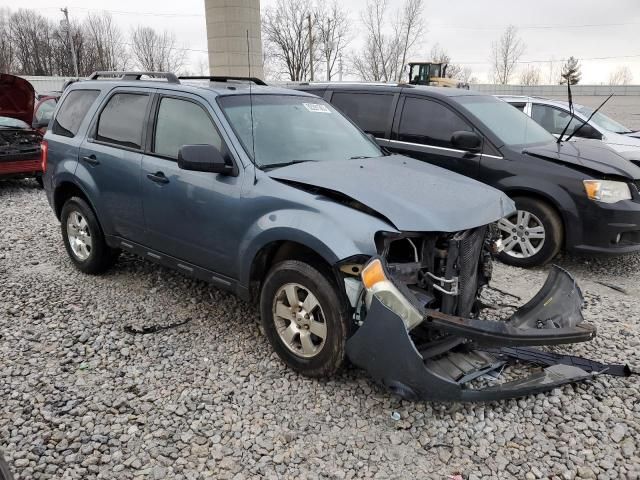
left=52, top=90, right=100, bottom=138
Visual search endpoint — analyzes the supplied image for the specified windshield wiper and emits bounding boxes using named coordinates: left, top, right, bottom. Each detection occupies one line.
left=260, top=159, right=318, bottom=170
left=565, top=93, right=614, bottom=142
left=350, top=155, right=374, bottom=159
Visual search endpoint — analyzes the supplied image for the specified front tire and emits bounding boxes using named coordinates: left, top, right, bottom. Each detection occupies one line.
left=497, top=196, right=563, bottom=268
left=259, top=260, right=350, bottom=378
left=61, top=197, right=119, bottom=274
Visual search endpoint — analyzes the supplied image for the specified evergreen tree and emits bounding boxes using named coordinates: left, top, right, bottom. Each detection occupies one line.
left=560, top=56, right=581, bottom=85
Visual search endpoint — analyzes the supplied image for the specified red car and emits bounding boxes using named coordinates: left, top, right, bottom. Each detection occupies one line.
left=0, top=74, right=47, bottom=186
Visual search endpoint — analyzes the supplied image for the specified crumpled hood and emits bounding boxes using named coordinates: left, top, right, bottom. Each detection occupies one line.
left=523, top=139, right=640, bottom=178
left=268, top=155, right=515, bottom=232
left=0, top=74, right=35, bottom=125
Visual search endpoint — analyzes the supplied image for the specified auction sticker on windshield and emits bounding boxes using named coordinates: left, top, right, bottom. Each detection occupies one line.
left=303, top=103, right=331, bottom=113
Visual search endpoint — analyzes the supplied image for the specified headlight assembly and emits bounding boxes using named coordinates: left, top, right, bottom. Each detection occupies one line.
left=583, top=180, right=632, bottom=204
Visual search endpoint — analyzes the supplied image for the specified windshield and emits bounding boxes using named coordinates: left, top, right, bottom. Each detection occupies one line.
left=0, top=116, right=30, bottom=129
left=458, top=96, right=554, bottom=147
left=218, top=94, right=382, bottom=168
left=575, top=105, right=631, bottom=134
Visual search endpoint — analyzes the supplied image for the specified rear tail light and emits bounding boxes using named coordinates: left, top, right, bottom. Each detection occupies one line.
left=41, top=139, right=48, bottom=172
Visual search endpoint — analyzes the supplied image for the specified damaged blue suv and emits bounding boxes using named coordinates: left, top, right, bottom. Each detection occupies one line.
left=42, top=72, right=627, bottom=401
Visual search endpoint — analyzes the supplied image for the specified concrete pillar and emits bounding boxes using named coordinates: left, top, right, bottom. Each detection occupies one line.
left=205, top=0, right=264, bottom=79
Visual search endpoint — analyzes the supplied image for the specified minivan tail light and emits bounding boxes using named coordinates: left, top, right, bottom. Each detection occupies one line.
left=41, top=139, right=48, bottom=172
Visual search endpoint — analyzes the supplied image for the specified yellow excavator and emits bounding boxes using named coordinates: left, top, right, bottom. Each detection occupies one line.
left=407, top=62, right=469, bottom=89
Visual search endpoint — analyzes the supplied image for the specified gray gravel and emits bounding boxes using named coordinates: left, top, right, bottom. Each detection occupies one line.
left=1, top=179, right=639, bottom=480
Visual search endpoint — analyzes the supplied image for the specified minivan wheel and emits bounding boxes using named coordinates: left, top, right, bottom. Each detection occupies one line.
left=497, top=197, right=563, bottom=268
left=259, top=260, right=349, bottom=378
left=61, top=197, right=119, bottom=274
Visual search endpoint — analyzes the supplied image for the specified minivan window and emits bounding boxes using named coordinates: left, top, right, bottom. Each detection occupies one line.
left=330, top=92, right=394, bottom=138
left=96, top=93, right=149, bottom=149
left=218, top=94, right=382, bottom=168
left=154, top=97, right=224, bottom=158
left=531, top=104, right=583, bottom=136
left=52, top=90, right=99, bottom=138
left=398, top=97, right=473, bottom=149
left=457, top=96, right=554, bottom=147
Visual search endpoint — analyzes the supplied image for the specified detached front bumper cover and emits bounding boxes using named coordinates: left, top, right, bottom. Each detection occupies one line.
left=346, top=263, right=631, bottom=401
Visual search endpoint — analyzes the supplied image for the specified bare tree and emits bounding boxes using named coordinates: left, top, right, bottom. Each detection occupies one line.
left=130, top=26, right=186, bottom=73
left=490, top=25, right=525, bottom=84
left=519, top=64, right=540, bottom=86
left=84, top=12, right=130, bottom=72
left=262, top=0, right=314, bottom=81
left=0, top=8, right=14, bottom=73
left=352, top=0, right=425, bottom=82
left=428, top=43, right=471, bottom=82
left=394, top=0, right=425, bottom=81
left=609, top=65, right=633, bottom=86
left=10, top=9, right=57, bottom=75
left=315, top=2, right=351, bottom=81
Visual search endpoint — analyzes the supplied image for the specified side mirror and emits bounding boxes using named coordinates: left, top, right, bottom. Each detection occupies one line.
left=573, top=124, right=602, bottom=140
left=177, top=144, right=234, bottom=175
left=451, top=131, right=482, bottom=152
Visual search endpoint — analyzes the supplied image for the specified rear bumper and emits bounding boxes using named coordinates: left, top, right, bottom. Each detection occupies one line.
left=0, top=158, right=42, bottom=177
left=347, top=262, right=628, bottom=402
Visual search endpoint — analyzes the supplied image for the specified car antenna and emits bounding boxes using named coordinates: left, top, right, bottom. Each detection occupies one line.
left=247, top=29, right=258, bottom=185
left=565, top=93, right=614, bottom=142
left=557, top=81, right=575, bottom=144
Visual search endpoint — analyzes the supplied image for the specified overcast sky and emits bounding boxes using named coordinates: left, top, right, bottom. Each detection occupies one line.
left=5, top=0, right=640, bottom=83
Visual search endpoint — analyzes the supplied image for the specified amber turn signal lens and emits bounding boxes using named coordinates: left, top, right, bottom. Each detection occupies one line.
left=583, top=180, right=600, bottom=200
left=361, top=259, right=386, bottom=289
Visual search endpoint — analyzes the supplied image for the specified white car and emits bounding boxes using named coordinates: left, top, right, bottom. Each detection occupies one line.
left=498, top=95, right=640, bottom=166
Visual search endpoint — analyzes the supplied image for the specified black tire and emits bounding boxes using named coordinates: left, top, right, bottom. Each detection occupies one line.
left=259, top=260, right=350, bottom=378
left=497, top=196, right=563, bottom=268
left=34, top=174, right=44, bottom=189
left=60, top=196, right=119, bottom=274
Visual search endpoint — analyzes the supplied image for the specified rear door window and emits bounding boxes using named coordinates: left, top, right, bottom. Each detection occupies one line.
left=330, top=92, right=394, bottom=137
left=398, top=97, right=473, bottom=148
left=96, top=93, right=150, bottom=149
left=52, top=90, right=100, bottom=137
left=531, top=104, right=582, bottom=136
left=153, top=97, right=224, bottom=158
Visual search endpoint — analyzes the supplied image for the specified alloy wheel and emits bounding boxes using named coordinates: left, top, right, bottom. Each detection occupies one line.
left=272, top=283, right=327, bottom=358
left=497, top=210, right=546, bottom=259
left=66, top=210, right=93, bottom=261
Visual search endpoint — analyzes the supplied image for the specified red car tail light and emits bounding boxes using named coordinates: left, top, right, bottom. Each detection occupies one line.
left=41, top=139, right=48, bottom=172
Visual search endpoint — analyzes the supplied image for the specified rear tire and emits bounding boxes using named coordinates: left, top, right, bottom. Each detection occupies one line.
left=35, top=174, right=44, bottom=188
left=61, top=197, right=119, bottom=274
left=259, top=260, right=350, bottom=378
left=497, top=196, right=563, bottom=268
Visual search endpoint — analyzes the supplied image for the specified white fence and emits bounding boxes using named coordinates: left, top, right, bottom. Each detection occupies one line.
left=19, top=75, right=640, bottom=97
left=20, top=76, right=75, bottom=93
left=470, top=84, right=640, bottom=96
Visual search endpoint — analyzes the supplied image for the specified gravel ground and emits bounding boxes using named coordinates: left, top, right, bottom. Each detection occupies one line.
left=1, top=179, right=639, bottom=480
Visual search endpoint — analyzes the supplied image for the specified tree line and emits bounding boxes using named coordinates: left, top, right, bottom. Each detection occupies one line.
left=0, top=8, right=189, bottom=76
left=0, top=4, right=634, bottom=85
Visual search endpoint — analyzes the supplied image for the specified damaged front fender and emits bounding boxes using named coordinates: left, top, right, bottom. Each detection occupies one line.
left=346, top=265, right=627, bottom=402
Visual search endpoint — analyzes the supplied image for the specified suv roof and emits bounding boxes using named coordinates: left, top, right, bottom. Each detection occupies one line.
left=71, top=71, right=309, bottom=98
left=298, top=82, right=481, bottom=99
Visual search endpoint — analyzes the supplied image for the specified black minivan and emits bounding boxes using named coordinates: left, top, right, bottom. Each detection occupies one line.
left=295, top=83, right=640, bottom=267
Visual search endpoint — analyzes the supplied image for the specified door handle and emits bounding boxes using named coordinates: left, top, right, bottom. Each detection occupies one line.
left=146, top=171, right=170, bottom=184
left=81, top=154, right=100, bottom=166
